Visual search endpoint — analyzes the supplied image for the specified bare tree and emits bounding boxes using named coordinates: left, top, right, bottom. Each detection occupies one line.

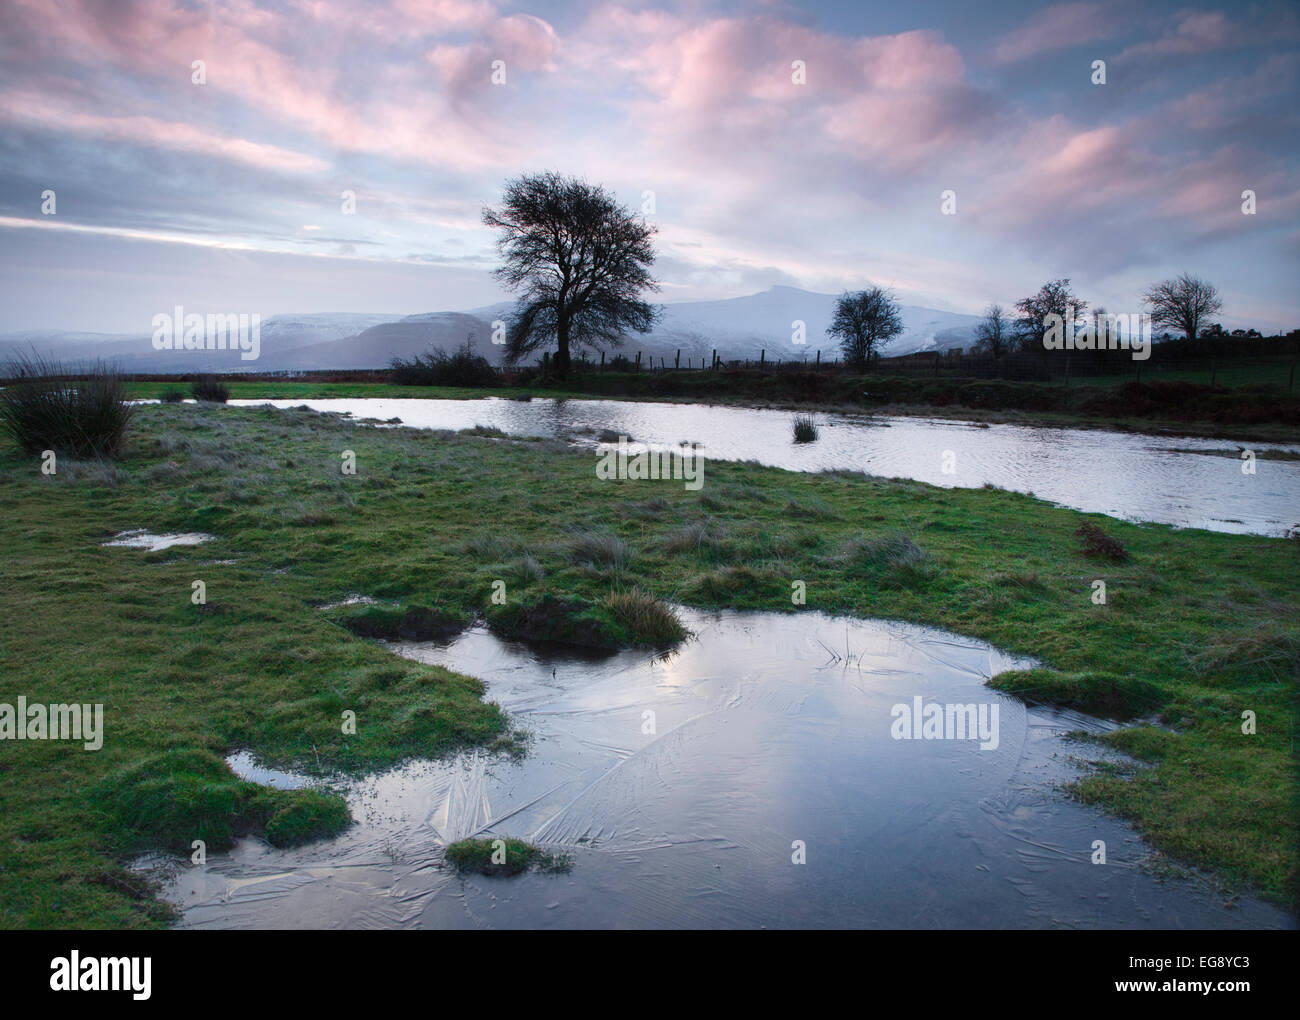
left=827, top=287, right=903, bottom=368
left=1014, top=279, right=1087, bottom=351
left=1143, top=273, right=1223, bottom=341
left=973, top=303, right=1010, bottom=360
left=482, top=172, right=658, bottom=377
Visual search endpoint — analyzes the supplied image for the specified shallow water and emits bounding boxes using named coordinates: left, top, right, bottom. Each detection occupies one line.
left=229, top=397, right=1300, bottom=535
left=143, top=610, right=1292, bottom=930
left=102, top=529, right=213, bottom=551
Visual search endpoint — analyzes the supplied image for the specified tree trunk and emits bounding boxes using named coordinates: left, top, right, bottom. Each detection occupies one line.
left=555, top=313, right=571, bottom=378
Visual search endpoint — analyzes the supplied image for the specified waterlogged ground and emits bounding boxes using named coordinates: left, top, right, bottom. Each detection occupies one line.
left=140, top=610, right=1293, bottom=930
left=228, top=397, right=1300, bottom=536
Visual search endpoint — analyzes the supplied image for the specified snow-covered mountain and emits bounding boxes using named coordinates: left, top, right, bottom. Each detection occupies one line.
left=0, top=288, right=980, bottom=372
left=627, top=286, right=979, bottom=364
left=0, top=312, right=405, bottom=373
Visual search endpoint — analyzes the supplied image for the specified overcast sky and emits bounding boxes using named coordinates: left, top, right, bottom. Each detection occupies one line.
left=1, top=0, right=1297, bottom=333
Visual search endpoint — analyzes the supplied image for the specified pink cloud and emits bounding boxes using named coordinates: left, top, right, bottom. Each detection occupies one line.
left=991, top=3, right=1114, bottom=65
left=0, top=89, right=329, bottom=173
left=426, top=13, right=560, bottom=104
left=1117, top=10, right=1233, bottom=61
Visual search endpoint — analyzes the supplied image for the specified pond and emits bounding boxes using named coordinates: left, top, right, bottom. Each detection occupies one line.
left=142, top=609, right=1293, bottom=929
left=228, top=397, right=1300, bottom=536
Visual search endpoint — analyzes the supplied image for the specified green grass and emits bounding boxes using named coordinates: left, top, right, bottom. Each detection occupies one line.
left=90, top=748, right=352, bottom=854
left=125, top=380, right=514, bottom=401
left=1, top=402, right=1295, bottom=926
left=1085, top=363, right=1292, bottom=388
left=988, top=668, right=1168, bottom=720
left=443, top=837, right=572, bottom=876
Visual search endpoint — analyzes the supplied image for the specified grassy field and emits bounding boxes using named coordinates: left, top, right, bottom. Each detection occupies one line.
left=1081, top=361, right=1295, bottom=389
left=1, top=402, right=1296, bottom=927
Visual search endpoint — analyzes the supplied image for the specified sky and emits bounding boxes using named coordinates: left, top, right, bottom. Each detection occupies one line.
left=0, top=0, right=1297, bottom=334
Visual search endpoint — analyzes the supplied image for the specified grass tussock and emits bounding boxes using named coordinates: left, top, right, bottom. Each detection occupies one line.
left=989, top=668, right=1169, bottom=720
left=487, top=593, right=619, bottom=649
left=508, top=552, right=546, bottom=584
left=90, top=749, right=350, bottom=854
left=338, top=604, right=467, bottom=642
left=566, top=531, right=630, bottom=569
left=687, top=565, right=769, bottom=603
left=1075, top=522, right=1129, bottom=562
left=792, top=414, right=819, bottom=443
left=460, top=424, right=509, bottom=438
left=0, top=353, right=135, bottom=457
left=838, top=531, right=936, bottom=588
left=664, top=521, right=728, bottom=556
left=443, top=837, right=571, bottom=876
left=462, top=532, right=521, bottom=562
left=190, top=377, right=230, bottom=403
left=604, top=588, right=690, bottom=647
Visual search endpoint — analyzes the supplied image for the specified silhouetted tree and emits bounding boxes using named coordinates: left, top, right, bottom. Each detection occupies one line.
left=482, top=172, right=658, bottom=378
left=973, top=303, right=1011, bottom=360
left=1143, top=272, right=1222, bottom=341
left=1014, top=278, right=1087, bottom=351
left=827, top=287, right=903, bottom=368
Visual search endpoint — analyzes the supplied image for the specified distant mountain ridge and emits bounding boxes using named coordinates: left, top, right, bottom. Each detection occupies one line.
left=0, top=288, right=982, bottom=372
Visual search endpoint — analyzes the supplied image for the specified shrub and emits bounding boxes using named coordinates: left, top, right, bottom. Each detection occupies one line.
left=390, top=339, right=500, bottom=388
left=159, top=387, right=186, bottom=404
left=190, top=376, right=229, bottom=403
left=792, top=414, right=819, bottom=443
left=0, top=353, right=135, bottom=457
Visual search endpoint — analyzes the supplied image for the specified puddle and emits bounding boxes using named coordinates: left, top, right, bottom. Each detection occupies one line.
left=102, top=529, right=214, bottom=551
left=317, top=595, right=382, bottom=610
left=226, top=751, right=314, bottom=790
left=144, top=609, right=1294, bottom=929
